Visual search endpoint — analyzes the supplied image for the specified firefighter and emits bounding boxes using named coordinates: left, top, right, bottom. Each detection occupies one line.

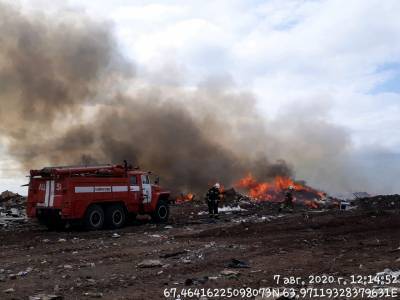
left=284, top=186, right=294, bottom=210
left=206, top=183, right=221, bottom=218
left=279, top=186, right=294, bottom=212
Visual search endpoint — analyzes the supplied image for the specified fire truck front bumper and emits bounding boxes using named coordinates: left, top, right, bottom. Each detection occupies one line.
left=36, top=207, right=63, bottom=222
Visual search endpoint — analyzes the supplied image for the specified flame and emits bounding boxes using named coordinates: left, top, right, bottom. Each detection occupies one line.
left=176, top=193, right=195, bottom=204
left=274, top=176, right=305, bottom=191
left=304, top=199, right=319, bottom=209
left=235, top=173, right=324, bottom=208
left=219, top=184, right=225, bottom=195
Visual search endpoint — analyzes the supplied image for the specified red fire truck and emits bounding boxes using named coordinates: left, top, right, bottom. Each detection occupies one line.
left=26, top=163, right=170, bottom=230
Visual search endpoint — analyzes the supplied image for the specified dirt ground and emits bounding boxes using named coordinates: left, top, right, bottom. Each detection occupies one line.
left=0, top=202, right=400, bottom=300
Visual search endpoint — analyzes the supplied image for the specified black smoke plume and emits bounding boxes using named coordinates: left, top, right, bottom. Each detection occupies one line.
left=0, top=2, right=292, bottom=195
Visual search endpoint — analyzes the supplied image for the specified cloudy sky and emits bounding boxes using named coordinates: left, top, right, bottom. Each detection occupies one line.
left=1, top=0, right=400, bottom=195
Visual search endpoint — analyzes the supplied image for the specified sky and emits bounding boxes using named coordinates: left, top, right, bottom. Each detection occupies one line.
left=1, top=0, right=400, bottom=196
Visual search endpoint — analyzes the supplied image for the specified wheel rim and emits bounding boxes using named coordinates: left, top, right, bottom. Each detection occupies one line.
left=112, top=210, right=123, bottom=225
left=91, top=211, right=101, bottom=226
left=158, top=206, right=167, bottom=219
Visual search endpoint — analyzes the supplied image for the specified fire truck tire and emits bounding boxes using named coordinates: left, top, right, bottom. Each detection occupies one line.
left=151, top=199, right=169, bottom=223
left=84, top=204, right=105, bottom=230
left=105, top=204, right=126, bottom=229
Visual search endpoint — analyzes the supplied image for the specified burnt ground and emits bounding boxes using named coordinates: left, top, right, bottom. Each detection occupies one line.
left=0, top=203, right=400, bottom=300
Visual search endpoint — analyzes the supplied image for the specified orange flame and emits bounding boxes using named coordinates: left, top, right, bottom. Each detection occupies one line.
left=235, top=173, right=325, bottom=208
left=304, top=199, right=319, bottom=209
left=176, top=193, right=195, bottom=204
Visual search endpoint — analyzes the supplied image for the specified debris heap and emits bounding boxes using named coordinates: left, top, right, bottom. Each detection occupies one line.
left=356, top=194, right=400, bottom=211
left=0, top=190, right=27, bottom=228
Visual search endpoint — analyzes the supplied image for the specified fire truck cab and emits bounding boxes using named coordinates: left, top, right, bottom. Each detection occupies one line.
left=26, top=164, right=170, bottom=230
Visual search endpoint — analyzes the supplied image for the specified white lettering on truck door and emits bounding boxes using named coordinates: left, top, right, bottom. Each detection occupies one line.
left=141, top=175, right=152, bottom=204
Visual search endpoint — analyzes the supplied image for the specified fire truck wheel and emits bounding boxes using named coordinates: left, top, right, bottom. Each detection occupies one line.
left=105, top=204, right=126, bottom=229
left=84, top=205, right=105, bottom=230
left=151, top=199, right=169, bottom=223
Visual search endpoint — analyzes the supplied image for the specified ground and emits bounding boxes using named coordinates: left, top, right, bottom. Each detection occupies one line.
left=0, top=203, right=399, bottom=300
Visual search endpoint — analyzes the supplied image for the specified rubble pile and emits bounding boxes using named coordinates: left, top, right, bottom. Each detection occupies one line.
left=176, top=187, right=340, bottom=213
left=223, top=187, right=340, bottom=210
left=221, top=188, right=251, bottom=206
left=356, top=194, right=400, bottom=211
left=0, top=190, right=27, bottom=228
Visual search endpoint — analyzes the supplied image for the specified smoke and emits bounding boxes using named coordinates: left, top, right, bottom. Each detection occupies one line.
left=0, top=1, right=131, bottom=163
left=0, top=2, right=294, bottom=195
left=269, top=102, right=370, bottom=195
left=3, top=1, right=388, bottom=196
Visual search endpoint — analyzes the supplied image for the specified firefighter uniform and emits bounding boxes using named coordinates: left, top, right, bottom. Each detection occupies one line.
left=284, top=190, right=294, bottom=209
left=279, top=187, right=294, bottom=213
left=206, top=185, right=221, bottom=217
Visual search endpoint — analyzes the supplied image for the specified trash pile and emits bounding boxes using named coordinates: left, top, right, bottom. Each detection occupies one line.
left=0, top=190, right=27, bottom=228
left=178, top=187, right=341, bottom=216
left=222, top=187, right=340, bottom=211
left=221, top=188, right=251, bottom=206
left=355, top=194, right=400, bottom=211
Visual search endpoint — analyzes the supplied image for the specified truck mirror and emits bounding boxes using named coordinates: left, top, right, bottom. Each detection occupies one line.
left=155, top=177, right=160, bottom=185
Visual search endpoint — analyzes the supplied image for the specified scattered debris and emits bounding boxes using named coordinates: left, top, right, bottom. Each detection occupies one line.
left=218, top=205, right=246, bottom=212
left=159, top=250, right=186, bottom=258
left=29, top=294, right=63, bottom=300
left=149, top=234, right=162, bottom=238
left=0, top=188, right=399, bottom=299
left=83, top=291, right=103, bottom=298
left=184, top=276, right=209, bottom=286
left=198, top=205, right=246, bottom=215
left=376, top=268, right=400, bottom=280
left=227, top=258, right=250, bottom=268
left=4, top=287, right=15, bottom=293
left=137, top=259, right=163, bottom=268
left=181, top=258, right=192, bottom=264
left=220, top=269, right=240, bottom=277
left=17, top=266, right=33, bottom=277
left=0, top=190, right=27, bottom=229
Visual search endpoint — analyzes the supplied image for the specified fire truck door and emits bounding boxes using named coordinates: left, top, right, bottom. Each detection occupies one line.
left=129, top=176, right=140, bottom=202
left=141, top=175, right=152, bottom=204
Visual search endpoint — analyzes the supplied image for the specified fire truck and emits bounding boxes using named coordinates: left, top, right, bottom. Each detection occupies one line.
left=26, top=163, right=170, bottom=230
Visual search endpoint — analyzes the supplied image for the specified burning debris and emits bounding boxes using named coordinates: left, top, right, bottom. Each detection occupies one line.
left=175, top=193, right=195, bottom=204
left=236, top=173, right=325, bottom=201
left=235, top=173, right=328, bottom=209
left=173, top=176, right=336, bottom=216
